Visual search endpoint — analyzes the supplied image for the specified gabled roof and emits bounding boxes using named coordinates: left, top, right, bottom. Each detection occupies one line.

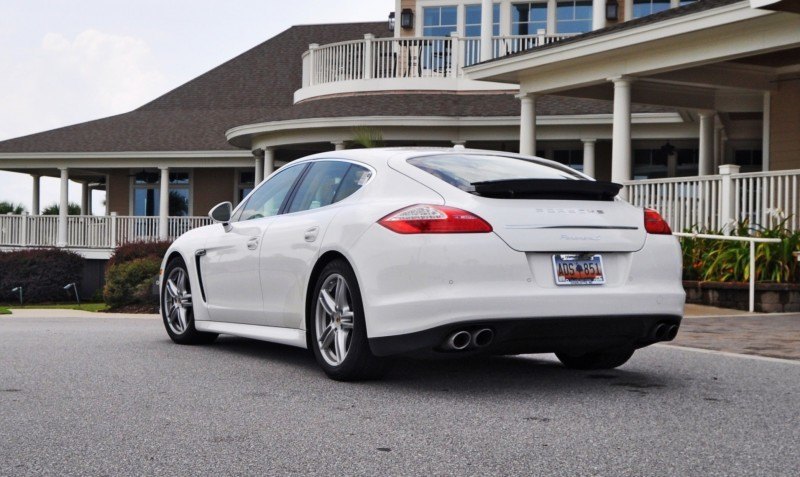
left=0, top=21, right=669, bottom=155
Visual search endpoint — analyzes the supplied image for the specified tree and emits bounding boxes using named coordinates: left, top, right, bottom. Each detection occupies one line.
left=41, top=202, right=82, bottom=215
left=0, top=201, right=25, bottom=214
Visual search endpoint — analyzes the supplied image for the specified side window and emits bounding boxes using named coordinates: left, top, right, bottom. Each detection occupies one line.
left=287, top=161, right=371, bottom=213
left=238, top=164, right=305, bottom=221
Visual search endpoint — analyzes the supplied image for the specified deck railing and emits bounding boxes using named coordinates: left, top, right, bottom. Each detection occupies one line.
left=302, top=32, right=576, bottom=87
left=0, top=214, right=213, bottom=249
left=625, top=166, right=800, bottom=233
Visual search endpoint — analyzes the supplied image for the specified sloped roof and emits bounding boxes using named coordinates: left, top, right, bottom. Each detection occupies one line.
left=0, top=21, right=668, bottom=154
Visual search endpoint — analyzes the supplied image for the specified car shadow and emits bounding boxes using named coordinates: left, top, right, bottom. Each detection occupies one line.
left=199, top=336, right=679, bottom=395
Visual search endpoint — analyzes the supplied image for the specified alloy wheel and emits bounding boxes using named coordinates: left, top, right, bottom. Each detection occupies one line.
left=315, top=273, right=354, bottom=366
left=164, top=267, right=192, bottom=335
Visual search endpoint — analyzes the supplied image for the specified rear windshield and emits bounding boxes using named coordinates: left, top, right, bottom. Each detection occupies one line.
left=407, top=154, right=582, bottom=192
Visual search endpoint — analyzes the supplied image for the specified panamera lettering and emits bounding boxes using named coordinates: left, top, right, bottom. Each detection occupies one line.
left=561, top=234, right=601, bottom=241
left=533, top=208, right=605, bottom=215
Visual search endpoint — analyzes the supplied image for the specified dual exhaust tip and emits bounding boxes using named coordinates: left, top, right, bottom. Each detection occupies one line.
left=653, top=323, right=679, bottom=342
left=443, top=328, right=494, bottom=351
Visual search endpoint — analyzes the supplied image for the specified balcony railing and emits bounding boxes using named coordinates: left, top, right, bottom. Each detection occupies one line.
left=0, top=214, right=213, bottom=250
left=301, top=33, right=576, bottom=88
left=624, top=167, right=800, bottom=233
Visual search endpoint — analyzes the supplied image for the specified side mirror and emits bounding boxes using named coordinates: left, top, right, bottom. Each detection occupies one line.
left=209, top=202, right=232, bottom=225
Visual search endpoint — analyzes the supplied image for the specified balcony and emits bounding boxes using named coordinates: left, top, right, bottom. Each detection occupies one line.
left=295, top=33, right=576, bottom=102
left=0, top=214, right=213, bottom=258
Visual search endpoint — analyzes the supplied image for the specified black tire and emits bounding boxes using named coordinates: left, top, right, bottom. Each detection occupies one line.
left=309, top=259, right=389, bottom=381
left=161, top=256, right=218, bottom=345
left=556, top=347, right=635, bottom=370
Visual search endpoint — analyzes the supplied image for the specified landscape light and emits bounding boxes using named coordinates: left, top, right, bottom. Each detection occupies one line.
left=11, top=286, right=22, bottom=305
left=63, top=283, right=80, bottom=304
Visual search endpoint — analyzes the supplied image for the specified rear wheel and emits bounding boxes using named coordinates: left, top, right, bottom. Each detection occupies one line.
left=556, top=347, right=635, bottom=370
left=161, top=257, right=217, bottom=345
left=310, top=259, right=388, bottom=381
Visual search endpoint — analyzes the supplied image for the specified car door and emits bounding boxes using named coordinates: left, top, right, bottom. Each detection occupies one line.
left=201, top=163, right=307, bottom=324
left=259, top=160, right=373, bottom=329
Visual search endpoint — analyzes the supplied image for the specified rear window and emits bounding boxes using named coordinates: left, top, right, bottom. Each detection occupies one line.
left=407, top=154, right=582, bottom=192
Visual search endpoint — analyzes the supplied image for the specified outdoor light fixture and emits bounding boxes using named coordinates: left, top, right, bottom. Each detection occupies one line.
left=11, top=286, right=22, bottom=305
left=660, top=141, right=676, bottom=156
left=606, top=0, right=619, bottom=21
left=388, top=12, right=396, bottom=32
left=400, top=9, right=414, bottom=30
left=64, top=283, right=80, bottom=304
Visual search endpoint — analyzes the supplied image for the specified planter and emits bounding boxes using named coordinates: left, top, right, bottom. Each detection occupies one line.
left=683, top=280, right=800, bottom=313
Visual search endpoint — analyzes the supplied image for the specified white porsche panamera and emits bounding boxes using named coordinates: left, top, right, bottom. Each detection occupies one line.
left=160, top=148, right=685, bottom=380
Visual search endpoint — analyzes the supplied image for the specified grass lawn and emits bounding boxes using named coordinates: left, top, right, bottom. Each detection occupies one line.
left=0, top=306, right=10, bottom=315
left=3, top=303, right=108, bottom=313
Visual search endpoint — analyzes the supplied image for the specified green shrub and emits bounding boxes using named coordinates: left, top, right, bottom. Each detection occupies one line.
left=0, top=201, right=25, bottom=214
left=41, top=202, right=81, bottom=215
left=103, top=257, right=161, bottom=309
left=681, top=218, right=800, bottom=283
left=108, top=241, right=170, bottom=268
left=0, top=249, right=84, bottom=303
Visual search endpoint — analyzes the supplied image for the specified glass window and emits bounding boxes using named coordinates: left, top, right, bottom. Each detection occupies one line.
left=552, top=149, right=585, bottom=172
left=237, top=170, right=255, bottom=204
left=679, top=0, right=696, bottom=5
left=556, top=0, right=592, bottom=34
left=733, top=149, right=763, bottom=171
left=408, top=153, right=582, bottom=192
left=512, top=2, right=548, bottom=35
left=465, top=4, right=500, bottom=37
left=632, top=0, right=670, bottom=19
left=133, top=170, right=190, bottom=217
left=287, top=161, right=371, bottom=213
left=238, top=164, right=305, bottom=221
left=423, top=6, right=458, bottom=37
left=633, top=149, right=668, bottom=179
left=333, top=164, right=372, bottom=203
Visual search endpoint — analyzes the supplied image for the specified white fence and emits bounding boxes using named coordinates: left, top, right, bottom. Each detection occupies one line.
left=0, top=214, right=212, bottom=249
left=303, top=33, right=575, bottom=87
left=625, top=166, right=800, bottom=232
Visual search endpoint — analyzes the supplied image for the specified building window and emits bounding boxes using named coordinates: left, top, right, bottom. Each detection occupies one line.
left=556, top=1, right=592, bottom=34
left=423, top=6, right=458, bottom=37
left=733, top=149, right=763, bottom=171
left=512, top=2, right=548, bottom=35
left=465, top=4, right=500, bottom=37
left=676, top=149, right=699, bottom=177
left=132, top=170, right=190, bottom=217
left=633, top=149, right=668, bottom=179
left=552, top=149, right=584, bottom=172
left=632, top=0, right=670, bottom=18
left=237, top=170, right=255, bottom=204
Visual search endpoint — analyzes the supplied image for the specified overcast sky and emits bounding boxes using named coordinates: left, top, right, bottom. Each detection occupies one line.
left=0, top=0, right=391, bottom=214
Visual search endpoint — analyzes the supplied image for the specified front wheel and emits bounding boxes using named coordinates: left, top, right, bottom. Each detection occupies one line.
left=556, top=347, right=635, bottom=370
left=309, top=259, right=388, bottom=381
left=161, top=257, right=217, bottom=345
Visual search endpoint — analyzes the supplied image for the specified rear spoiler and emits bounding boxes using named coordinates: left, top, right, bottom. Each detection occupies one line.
left=470, top=179, right=623, bottom=201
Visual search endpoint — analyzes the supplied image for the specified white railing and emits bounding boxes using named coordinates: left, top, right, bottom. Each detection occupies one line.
left=303, top=33, right=576, bottom=87
left=675, top=232, right=782, bottom=312
left=625, top=166, right=800, bottom=233
left=0, top=214, right=213, bottom=249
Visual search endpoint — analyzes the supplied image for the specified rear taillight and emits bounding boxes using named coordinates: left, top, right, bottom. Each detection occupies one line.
left=644, top=208, right=672, bottom=235
left=378, top=204, right=493, bottom=234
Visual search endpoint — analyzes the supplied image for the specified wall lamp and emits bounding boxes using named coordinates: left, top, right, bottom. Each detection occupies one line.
left=388, top=12, right=396, bottom=32
left=64, top=283, right=80, bottom=304
left=400, top=9, right=414, bottom=30
left=11, top=286, right=22, bottom=305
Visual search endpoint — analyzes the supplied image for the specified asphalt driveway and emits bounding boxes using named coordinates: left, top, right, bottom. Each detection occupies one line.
left=1, top=314, right=798, bottom=476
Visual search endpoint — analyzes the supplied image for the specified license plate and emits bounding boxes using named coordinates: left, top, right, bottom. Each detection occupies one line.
left=552, top=254, right=605, bottom=286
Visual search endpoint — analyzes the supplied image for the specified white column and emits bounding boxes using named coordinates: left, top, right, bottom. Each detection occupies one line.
left=158, top=167, right=169, bottom=241
left=593, top=0, right=607, bottom=30
left=719, top=164, right=741, bottom=235
left=667, top=151, right=678, bottom=178
left=254, top=155, right=264, bottom=185
left=394, top=0, right=402, bottom=38
left=80, top=182, right=89, bottom=216
left=763, top=91, right=771, bottom=172
left=31, top=175, right=40, bottom=215
left=582, top=139, right=596, bottom=178
left=480, top=0, right=493, bottom=62
left=57, top=168, right=69, bottom=247
left=518, top=93, right=537, bottom=156
left=332, top=141, right=346, bottom=151
left=611, top=76, right=633, bottom=191
left=670, top=0, right=680, bottom=7
left=546, top=0, right=557, bottom=34
left=264, top=147, right=275, bottom=175
left=699, top=111, right=715, bottom=176
left=624, top=0, right=633, bottom=21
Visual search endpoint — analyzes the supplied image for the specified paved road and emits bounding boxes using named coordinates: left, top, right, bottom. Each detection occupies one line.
left=1, top=315, right=798, bottom=476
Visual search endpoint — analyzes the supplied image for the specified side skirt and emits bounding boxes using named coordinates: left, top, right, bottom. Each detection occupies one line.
left=195, top=321, right=308, bottom=349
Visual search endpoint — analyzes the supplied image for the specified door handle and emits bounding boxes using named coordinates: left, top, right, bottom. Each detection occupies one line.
left=247, top=238, right=259, bottom=250
left=304, top=226, right=320, bottom=242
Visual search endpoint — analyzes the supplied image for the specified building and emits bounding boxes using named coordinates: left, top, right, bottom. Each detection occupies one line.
left=1, top=0, right=798, bottom=266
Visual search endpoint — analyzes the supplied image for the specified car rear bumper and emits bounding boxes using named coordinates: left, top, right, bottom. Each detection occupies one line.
left=368, top=314, right=682, bottom=357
